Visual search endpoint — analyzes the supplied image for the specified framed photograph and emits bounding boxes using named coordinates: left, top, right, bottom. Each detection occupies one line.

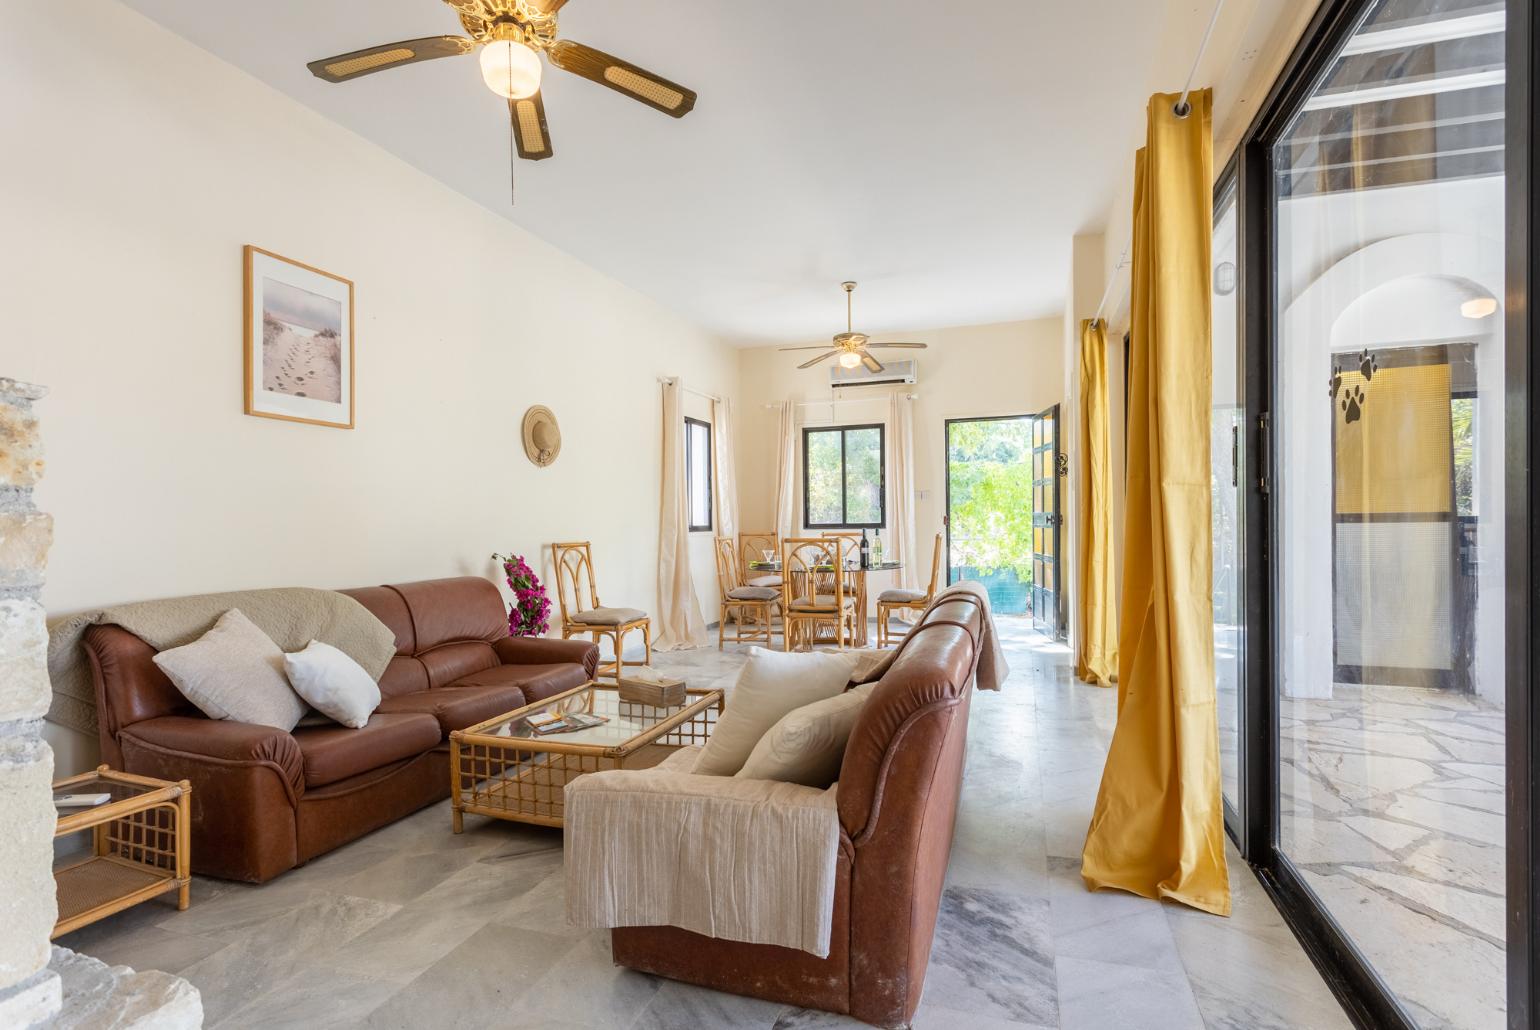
left=244, top=245, right=354, bottom=428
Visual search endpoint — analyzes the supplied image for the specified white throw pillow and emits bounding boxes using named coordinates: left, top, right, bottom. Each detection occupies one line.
left=152, top=609, right=306, bottom=732
left=735, top=682, right=874, bottom=788
left=284, top=640, right=381, bottom=729
left=692, top=647, right=860, bottom=777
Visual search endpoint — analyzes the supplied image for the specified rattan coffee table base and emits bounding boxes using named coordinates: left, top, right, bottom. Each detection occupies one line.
left=450, top=681, right=721, bottom=831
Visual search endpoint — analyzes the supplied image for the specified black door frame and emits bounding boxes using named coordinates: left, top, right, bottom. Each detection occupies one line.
left=1228, top=0, right=1537, bottom=1027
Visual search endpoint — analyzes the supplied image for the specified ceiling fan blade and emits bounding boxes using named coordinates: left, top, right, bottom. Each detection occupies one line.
left=867, top=342, right=928, bottom=349
left=548, top=40, right=697, bottom=117
left=779, top=346, right=835, bottom=352
left=798, top=351, right=838, bottom=370
left=510, top=92, right=553, bottom=161
left=861, top=352, right=885, bottom=374
left=308, top=36, right=475, bottom=83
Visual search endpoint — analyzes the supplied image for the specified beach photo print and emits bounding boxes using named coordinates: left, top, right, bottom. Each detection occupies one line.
left=243, top=246, right=354, bottom=428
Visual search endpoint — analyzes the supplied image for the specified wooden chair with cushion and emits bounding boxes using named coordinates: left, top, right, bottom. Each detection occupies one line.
left=877, top=532, right=944, bottom=648
left=714, top=537, right=779, bottom=649
left=738, top=532, right=782, bottom=590
left=781, top=537, right=858, bottom=651
left=551, top=541, right=651, bottom=682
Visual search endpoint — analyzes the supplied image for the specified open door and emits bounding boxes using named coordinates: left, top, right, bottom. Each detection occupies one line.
left=1031, top=404, right=1063, bottom=638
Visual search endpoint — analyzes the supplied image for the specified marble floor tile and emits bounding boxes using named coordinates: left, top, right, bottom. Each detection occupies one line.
left=921, top=886, right=1057, bottom=1027
left=629, top=979, right=791, bottom=1030
left=359, top=924, right=580, bottom=1028
left=1055, top=956, right=1205, bottom=1030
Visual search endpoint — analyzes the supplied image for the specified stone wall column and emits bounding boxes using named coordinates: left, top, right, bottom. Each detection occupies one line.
left=0, top=378, right=61, bottom=1025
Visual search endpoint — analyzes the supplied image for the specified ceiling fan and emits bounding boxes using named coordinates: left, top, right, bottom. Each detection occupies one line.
left=781, top=282, right=928, bottom=372
left=306, top=0, right=696, bottom=174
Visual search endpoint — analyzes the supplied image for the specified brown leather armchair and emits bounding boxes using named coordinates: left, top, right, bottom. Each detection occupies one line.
left=87, top=576, right=599, bottom=883
left=609, top=592, right=986, bottom=1029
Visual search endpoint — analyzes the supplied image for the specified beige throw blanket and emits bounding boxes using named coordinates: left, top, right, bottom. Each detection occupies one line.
left=852, top=581, right=1010, bottom=691
left=565, top=747, right=842, bottom=957
left=47, top=587, right=398, bottom=736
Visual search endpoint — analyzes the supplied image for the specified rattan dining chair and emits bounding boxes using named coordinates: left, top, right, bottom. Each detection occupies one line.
left=551, top=541, right=651, bottom=682
left=876, top=532, right=944, bottom=648
left=714, top=537, right=779, bottom=649
left=738, top=532, right=782, bottom=589
left=781, top=537, right=858, bottom=651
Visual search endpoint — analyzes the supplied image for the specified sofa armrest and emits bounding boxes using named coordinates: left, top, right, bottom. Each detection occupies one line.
left=117, top=716, right=305, bottom=883
left=494, top=635, right=600, bottom=678
left=565, top=766, right=843, bottom=956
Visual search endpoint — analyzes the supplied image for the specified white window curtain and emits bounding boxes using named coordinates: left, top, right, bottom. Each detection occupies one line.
left=656, top=378, right=707, bottom=650
left=888, top=392, right=920, bottom=616
left=711, top=397, right=739, bottom=540
left=773, top=400, right=799, bottom=541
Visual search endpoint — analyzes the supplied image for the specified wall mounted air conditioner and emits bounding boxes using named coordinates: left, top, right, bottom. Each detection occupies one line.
left=828, top=359, right=918, bottom=389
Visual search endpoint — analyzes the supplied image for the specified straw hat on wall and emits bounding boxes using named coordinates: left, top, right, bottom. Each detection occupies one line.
left=522, top=405, right=561, bottom=467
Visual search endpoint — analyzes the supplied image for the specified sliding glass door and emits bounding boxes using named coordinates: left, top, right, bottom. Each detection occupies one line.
left=1242, top=0, right=1520, bottom=1025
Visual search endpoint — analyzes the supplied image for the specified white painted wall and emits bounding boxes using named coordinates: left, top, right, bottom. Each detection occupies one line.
left=735, top=319, right=1064, bottom=602
left=0, top=1, right=736, bottom=774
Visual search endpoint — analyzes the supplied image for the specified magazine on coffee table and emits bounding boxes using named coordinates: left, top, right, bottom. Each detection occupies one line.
left=528, top=711, right=609, bottom=735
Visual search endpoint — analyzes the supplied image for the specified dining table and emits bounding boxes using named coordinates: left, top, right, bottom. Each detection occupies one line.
left=747, top=558, right=903, bottom=648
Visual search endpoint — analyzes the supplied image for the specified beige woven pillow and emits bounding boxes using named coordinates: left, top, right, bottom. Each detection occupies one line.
left=736, top=682, right=875, bottom=788
left=152, top=608, right=306, bottom=731
left=692, top=647, right=859, bottom=777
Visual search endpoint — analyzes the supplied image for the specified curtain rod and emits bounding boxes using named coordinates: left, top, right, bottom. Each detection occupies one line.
left=1089, top=0, right=1226, bottom=330
left=763, top=394, right=918, bottom=410
left=657, top=376, right=722, bottom=404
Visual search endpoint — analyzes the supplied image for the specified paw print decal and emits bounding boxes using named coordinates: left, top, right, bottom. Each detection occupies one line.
left=1329, top=350, right=1377, bottom=425
left=1341, top=384, right=1366, bottom=424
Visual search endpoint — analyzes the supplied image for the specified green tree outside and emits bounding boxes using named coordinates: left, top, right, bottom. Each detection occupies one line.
left=947, top=418, right=1034, bottom=585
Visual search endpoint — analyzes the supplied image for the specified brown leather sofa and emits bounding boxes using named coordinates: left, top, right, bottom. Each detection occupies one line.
left=85, top=576, right=599, bottom=883
left=610, top=590, right=986, bottom=1029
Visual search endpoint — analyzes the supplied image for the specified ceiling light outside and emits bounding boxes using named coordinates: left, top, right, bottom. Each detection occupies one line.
left=1461, top=296, right=1498, bottom=319
left=480, top=39, right=542, bottom=99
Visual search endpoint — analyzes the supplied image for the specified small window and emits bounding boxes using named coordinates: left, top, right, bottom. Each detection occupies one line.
left=803, top=423, right=885, bottom=529
left=686, top=417, right=712, bottom=532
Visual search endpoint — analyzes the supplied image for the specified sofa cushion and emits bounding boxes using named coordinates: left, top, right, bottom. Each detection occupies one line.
left=377, top=683, right=526, bottom=736
left=418, top=640, right=499, bottom=688
left=292, top=711, right=441, bottom=788
left=452, top=662, right=588, bottom=705
left=390, top=578, right=506, bottom=651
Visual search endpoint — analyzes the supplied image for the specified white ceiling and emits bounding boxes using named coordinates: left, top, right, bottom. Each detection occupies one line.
left=121, top=0, right=1207, bottom=344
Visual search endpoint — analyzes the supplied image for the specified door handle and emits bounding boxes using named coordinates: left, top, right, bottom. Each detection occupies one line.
left=1231, top=425, right=1239, bottom=488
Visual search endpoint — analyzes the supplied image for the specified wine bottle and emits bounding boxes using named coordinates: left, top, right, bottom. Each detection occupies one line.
left=860, top=529, right=871, bottom=570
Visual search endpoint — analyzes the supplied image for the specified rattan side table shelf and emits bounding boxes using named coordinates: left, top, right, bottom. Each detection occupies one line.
left=449, top=680, right=723, bottom=830
left=51, top=765, right=191, bottom=938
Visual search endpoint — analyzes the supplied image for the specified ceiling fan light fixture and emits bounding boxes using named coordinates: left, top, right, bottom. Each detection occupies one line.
left=838, top=351, right=863, bottom=369
left=479, top=38, right=542, bottom=99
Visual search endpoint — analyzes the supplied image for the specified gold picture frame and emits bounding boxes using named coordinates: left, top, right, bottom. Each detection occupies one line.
left=243, top=245, right=355, bottom=429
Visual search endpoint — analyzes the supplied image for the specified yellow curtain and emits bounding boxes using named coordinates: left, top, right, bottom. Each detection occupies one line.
left=1081, top=89, right=1230, bottom=917
left=1076, top=318, right=1118, bottom=685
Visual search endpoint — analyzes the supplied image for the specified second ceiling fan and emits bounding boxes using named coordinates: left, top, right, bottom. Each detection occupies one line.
left=782, top=282, right=927, bottom=372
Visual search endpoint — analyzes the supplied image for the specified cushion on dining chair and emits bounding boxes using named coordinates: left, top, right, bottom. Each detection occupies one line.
left=746, top=575, right=783, bottom=588
left=728, top=587, right=780, bottom=601
left=571, top=607, right=648, bottom=626
left=878, top=588, right=928, bottom=604
left=790, top=594, right=855, bottom=610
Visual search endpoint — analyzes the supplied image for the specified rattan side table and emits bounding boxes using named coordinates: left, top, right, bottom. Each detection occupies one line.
left=51, top=765, right=191, bottom=938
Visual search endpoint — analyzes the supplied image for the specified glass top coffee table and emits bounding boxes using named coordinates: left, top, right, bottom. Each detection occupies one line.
left=448, top=680, right=723, bottom=830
